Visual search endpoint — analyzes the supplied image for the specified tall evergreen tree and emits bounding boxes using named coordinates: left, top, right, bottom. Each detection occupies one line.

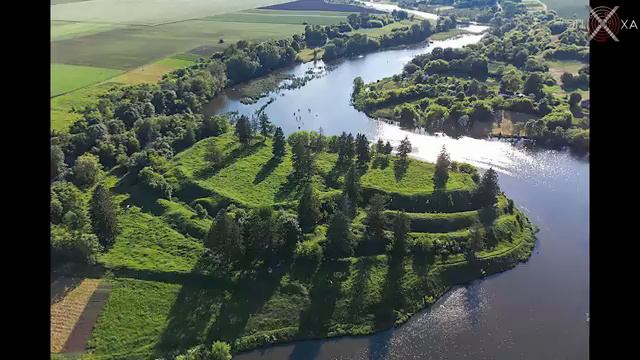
left=392, top=211, right=410, bottom=256
left=475, top=167, right=500, bottom=207
left=343, top=165, right=361, bottom=211
left=375, top=138, right=385, bottom=153
left=291, top=139, right=314, bottom=181
left=336, top=132, right=355, bottom=167
left=235, top=115, right=253, bottom=145
left=355, top=133, right=371, bottom=164
left=258, top=112, right=272, bottom=141
left=434, top=145, right=451, bottom=188
left=325, top=209, right=354, bottom=260
left=383, top=141, right=393, bottom=154
left=89, top=184, right=120, bottom=248
left=364, top=194, right=388, bottom=254
left=345, top=133, right=355, bottom=160
left=298, top=183, right=321, bottom=232
left=207, top=209, right=243, bottom=262
left=272, top=127, right=286, bottom=158
left=397, top=136, right=412, bottom=162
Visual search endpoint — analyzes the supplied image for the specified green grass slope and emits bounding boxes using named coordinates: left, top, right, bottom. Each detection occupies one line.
left=85, top=133, right=535, bottom=359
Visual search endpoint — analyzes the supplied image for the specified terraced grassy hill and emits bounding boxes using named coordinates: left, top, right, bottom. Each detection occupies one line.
left=86, top=131, right=535, bottom=359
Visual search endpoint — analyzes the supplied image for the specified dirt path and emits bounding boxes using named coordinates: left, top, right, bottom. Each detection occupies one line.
left=50, top=278, right=102, bottom=353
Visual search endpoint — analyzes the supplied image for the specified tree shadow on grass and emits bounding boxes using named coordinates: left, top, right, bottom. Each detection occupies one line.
left=374, top=255, right=406, bottom=330
left=324, top=160, right=350, bottom=189
left=347, top=257, right=374, bottom=324
left=254, top=156, right=282, bottom=184
left=371, top=155, right=389, bottom=170
left=194, top=142, right=265, bottom=179
left=154, top=253, right=286, bottom=357
left=478, top=205, right=498, bottom=226
left=205, top=264, right=287, bottom=344
left=275, top=173, right=303, bottom=202
left=297, top=260, right=351, bottom=337
left=153, top=253, right=234, bottom=357
left=113, top=173, right=165, bottom=216
left=393, top=159, right=409, bottom=182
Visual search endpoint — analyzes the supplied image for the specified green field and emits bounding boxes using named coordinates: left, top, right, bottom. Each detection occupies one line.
left=204, top=9, right=353, bottom=26
left=51, top=21, right=125, bottom=41
left=51, top=64, right=122, bottom=97
left=51, top=21, right=305, bottom=70
left=51, top=0, right=293, bottom=25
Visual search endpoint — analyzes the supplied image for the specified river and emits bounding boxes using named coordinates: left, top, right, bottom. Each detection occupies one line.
left=205, top=25, right=589, bottom=360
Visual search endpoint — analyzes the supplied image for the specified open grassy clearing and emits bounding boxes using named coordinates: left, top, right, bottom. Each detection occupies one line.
left=51, top=64, right=122, bottom=97
left=110, top=57, right=196, bottom=85
left=429, top=28, right=472, bottom=41
left=547, top=59, right=586, bottom=82
left=100, top=206, right=204, bottom=274
left=204, top=9, right=352, bottom=26
left=297, top=47, right=324, bottom=62
left=352, top=19, right=421, bottom=40
left=87, top=278, right=183, bottom=359
left=51, top=0, right=293, bottom=26
left=169, top=134, right=301, bottom=208
left=361, top=157, right=475, bottom=195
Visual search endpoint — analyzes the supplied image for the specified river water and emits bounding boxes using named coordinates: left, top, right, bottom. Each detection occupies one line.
left=206, top=27, right=589, bottom=360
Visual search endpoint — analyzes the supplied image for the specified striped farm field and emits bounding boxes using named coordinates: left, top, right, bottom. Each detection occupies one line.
left=51, top=21, right=305, bottom=70
left=51, top=64, right=122, bottom=97
left=51, top=21, right=125, bottom=42
left=51, top=278, right=102, bottom=353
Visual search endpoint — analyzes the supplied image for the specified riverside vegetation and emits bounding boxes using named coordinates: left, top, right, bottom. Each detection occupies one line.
left=352, top=2, right=589, bottom=154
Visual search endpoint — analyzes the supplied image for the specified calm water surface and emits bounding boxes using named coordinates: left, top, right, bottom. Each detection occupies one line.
left=205, top=28, right=589, bottom=360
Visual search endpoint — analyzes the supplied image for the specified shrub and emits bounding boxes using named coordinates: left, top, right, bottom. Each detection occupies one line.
left=295, top=240, right=323, bottom=266
left=51, top=226, right=102, bottom=266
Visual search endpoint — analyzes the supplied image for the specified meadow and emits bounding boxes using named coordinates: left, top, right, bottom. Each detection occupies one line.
left=51, top=64, right=122, bottom=97
left=51, top=0, right=293, bottom=25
